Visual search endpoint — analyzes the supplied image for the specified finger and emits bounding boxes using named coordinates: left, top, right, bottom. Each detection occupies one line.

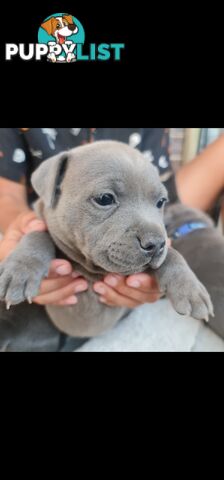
left=94, top=283, right=154, bottom=308
left=49, top=296, right=79, bottom=306
left=38, top=276, right=78, bottom=295
left=95, top=276, right=161, bottom=305
left=126, top=273, right=161, bottom=293
left=33, top=279, right=88, bottom=305
left=101, top=290, right=160, bottom=307
left=94, top=283, right=141, bottom=308
left=104, top=274, right=161, bottom=297
left=47, top=259, right=75, bottom=278
left=15, top=211, right=37, bottom=232
left=23, top=219, right=47, bottom=235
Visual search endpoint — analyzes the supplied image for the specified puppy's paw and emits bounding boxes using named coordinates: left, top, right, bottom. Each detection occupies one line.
left=167, top=276, right=214, bottom=323
left=0, top=257, right=49, bottom=308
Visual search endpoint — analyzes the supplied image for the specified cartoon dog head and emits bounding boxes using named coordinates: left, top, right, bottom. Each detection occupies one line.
left=41, top=14, right=78, bottom=44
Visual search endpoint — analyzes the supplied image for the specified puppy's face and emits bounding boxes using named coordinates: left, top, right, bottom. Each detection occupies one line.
left=32, top=142, right=168, bottom=275
left=41, top=15, right=78, bottom=44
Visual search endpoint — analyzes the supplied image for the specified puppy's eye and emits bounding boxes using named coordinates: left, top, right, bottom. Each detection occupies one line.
left=94, top=194, right=116, bottom=206
left=157, top=197, right=167, bottom=209
left=57, top=23, right=61, bottom=28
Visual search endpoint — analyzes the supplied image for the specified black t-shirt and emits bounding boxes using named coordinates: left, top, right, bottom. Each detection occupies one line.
left=0, top=128, right=178, bottom=203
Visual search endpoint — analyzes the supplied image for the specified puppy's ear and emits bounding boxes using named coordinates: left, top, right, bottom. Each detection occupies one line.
left=63, top=14, right=74, bottom=24
left=31, top=152, right=68, bottom=208
left=41, top=17, right=56, bottom=35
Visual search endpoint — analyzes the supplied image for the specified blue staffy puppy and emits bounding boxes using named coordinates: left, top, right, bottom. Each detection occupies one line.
left=0, top=141, right=213, bottom=338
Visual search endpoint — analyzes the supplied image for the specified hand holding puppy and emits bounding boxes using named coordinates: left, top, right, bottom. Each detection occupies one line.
left=0, top=212, right=88, bottom=306
left=0, top=211, right=162, bottom=308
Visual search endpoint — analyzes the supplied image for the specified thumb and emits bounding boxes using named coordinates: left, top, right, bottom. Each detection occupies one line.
left=23, top=219, right=47, bottom=235
left=126, top=273, right=160, bottom=293
left=48, top=259, right=74, bottom=278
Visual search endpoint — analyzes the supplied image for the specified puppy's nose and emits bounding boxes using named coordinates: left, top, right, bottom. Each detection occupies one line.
left=68, top=23, right=77, bottom=31
left=138, top=238, right=166, bottom=255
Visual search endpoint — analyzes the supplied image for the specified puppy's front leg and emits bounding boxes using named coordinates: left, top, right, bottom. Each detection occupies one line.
left=0, top=232, right=55, bottom=307
left=155, top=247, right=214, bottom=322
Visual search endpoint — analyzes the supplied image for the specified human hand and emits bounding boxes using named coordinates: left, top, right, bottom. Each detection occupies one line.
left=93, top=239, right=171, bottom=308
left=33, top=259, right=88, bottom=306
left=0, top=210, right=46, bottom=261
left=0, top=211, right=88, bottom=306
left=93, top=273, right=162, bottom=308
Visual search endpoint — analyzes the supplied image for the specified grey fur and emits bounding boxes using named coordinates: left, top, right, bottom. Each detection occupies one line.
left=0, top=141, right=214, bottom=337
left=165, top=203, right=224, bottom=338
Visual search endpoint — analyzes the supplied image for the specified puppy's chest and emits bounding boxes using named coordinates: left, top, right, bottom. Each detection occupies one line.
left=47, top=247, right=128, bottom=337
left=46, top=283, right=127, bottom=338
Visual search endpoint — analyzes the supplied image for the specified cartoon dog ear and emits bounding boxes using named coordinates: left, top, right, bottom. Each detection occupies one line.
left=41, top=17, right=56, bottom=36
left=63, top=14, right=74, bottom=24
left=31, top=152, right=69, bottom=208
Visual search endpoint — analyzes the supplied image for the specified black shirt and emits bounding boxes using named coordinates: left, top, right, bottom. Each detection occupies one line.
left=0, top=128, right=178, bottom=203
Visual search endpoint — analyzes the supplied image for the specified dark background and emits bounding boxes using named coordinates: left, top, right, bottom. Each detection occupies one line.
left=0, top=1, right=223, bottom=125
left=1, top=1, right=132, bottom=122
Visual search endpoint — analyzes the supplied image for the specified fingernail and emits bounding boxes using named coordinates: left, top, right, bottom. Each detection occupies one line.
left=72, top=271, right=80, bottom=278
left=99, top=297, right=107, bottom=304
left=74, top=283, right=88, bottom=293
left=94, top=284, right=106, bottom=295
left=56, top=265, right=71, bottom=275
left=29, top=220, right=45, bottom=228
left=104, top=275, right=119, bottom=287
left=64, top=296, right=78, bottom=305
left=127, top=280, right=141, bottom=288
